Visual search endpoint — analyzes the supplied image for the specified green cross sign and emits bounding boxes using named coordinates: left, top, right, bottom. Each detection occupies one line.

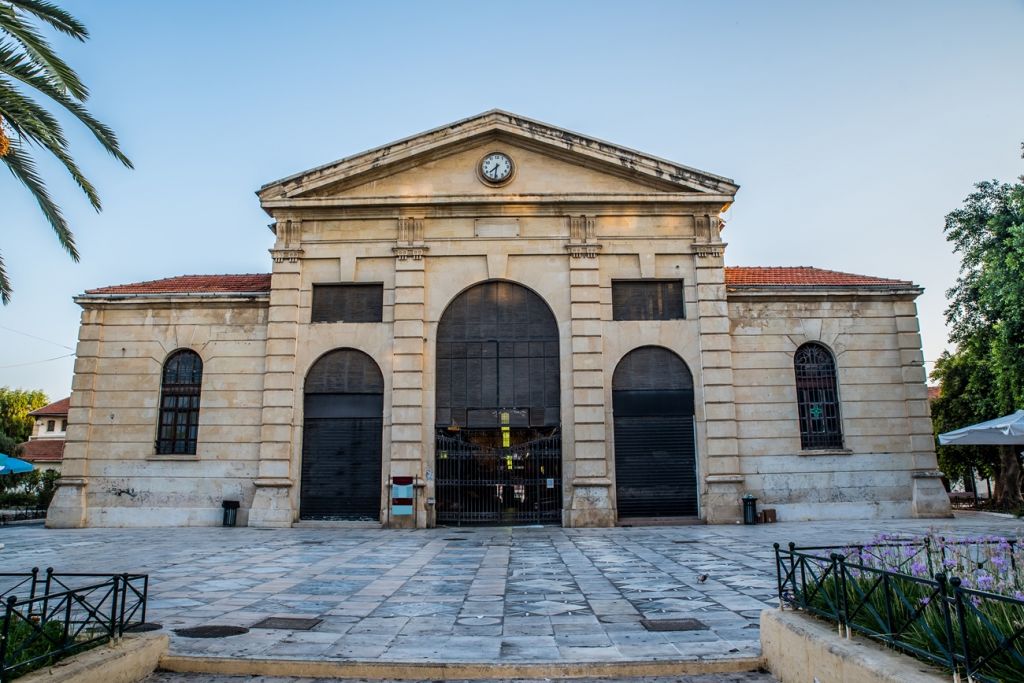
left=809, top=404, right=824, bottom=419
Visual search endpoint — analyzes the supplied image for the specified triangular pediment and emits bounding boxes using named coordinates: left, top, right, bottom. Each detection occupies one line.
left=258, top=110, right=738, bottom=206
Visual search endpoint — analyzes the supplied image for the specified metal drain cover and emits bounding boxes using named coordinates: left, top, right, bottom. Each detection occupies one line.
left=252, top=617, right=322, bottom=630
left=641, top=618, right=709, bottom=632
left=673, top=540, right=699, bottom=544
left=124, top=622, right=162, bottom=633
left=444, top=537, right=466, bottom=541
left=174, top=625, right=249, bottom=638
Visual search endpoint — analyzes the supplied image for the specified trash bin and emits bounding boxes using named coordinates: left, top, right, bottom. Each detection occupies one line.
left=742, top=494, right=758, bottom=525
left=221, top=500, right=240, bottom=527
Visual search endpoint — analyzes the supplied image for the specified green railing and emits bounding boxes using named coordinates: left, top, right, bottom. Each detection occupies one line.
left=0, top=568, right=148, bottom=681
left=775, top=542, right=1024, bottom=683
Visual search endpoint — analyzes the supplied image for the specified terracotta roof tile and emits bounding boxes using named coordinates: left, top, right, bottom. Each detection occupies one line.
left=725, top=266, right=913, bottom=288
left=18, top=439, right=64, bottom=463
left=28, top=397, right=69, bottom=417
left=86, top=274, right=272, bottom=295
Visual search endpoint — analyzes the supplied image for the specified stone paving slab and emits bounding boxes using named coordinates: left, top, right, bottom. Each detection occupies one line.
left=0, top=513, right=1020, bottom=666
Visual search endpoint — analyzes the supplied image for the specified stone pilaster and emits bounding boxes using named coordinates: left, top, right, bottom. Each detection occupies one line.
left=566, top=239, right=614, bottom=527
left=248, top=257, right=301, bottom=528
left=894, top=300, right=952, bottom=517
left=695, top=243, right=744, bottom=523
left=46, top=308, right=100, bottom=528
left=390, top=243, right=427, bottom=528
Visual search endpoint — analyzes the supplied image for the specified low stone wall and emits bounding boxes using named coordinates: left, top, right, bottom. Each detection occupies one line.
left=760, top=609, right=947, bottom=683
left=18, top=633, right=167, bottom=683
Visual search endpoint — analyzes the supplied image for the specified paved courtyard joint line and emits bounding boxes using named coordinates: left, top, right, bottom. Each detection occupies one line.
left=0, top=513, right=1019, bottom=668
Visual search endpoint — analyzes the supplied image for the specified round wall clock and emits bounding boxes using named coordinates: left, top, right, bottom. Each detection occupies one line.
left=478, top=152, right=514, bottom=185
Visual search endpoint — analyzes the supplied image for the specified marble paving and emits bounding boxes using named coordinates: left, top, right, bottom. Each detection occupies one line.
left=0, top=513, right=1020, bottom=665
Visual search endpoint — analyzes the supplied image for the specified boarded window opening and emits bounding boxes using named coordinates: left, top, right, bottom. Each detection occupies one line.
left=311, top=283, right=384, bottom=323
left=612, top=280, right=684, bottom=320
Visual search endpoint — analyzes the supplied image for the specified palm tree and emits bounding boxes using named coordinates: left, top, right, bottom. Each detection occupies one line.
left=0, top=0, right=131, bottom=304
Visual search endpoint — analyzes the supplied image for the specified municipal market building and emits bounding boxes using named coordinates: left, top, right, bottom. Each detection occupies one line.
left=47, top=111, right=951, bottom=529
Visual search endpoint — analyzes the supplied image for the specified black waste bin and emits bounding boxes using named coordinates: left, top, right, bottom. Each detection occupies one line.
left=742, top=494, right=758, bottom=525
left=221, top=500, right=240, bottom=527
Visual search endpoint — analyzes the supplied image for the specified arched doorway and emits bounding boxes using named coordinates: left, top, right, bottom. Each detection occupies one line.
left=434, top=281, right=561, bottom=524
left=300, top=349, right=384, bottom=520
left=612, top=346, right=698, bottom=518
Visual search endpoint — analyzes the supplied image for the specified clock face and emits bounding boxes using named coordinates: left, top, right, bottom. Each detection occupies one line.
left=480, top=152, right=513, bottom=183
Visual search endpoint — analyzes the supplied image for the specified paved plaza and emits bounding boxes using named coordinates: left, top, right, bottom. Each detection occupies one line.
left=0, top=513, right=1021, bottom=669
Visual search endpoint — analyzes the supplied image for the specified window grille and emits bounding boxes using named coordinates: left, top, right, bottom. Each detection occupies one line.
left=46, top=420, right=55, bottom=432
left=157, top=350, right=203, bottom=455
left=612, top=280, right=685, bottom=320
left=311, top=283, right=383, bottom=323
left=794, top=343, right=843, bottom=450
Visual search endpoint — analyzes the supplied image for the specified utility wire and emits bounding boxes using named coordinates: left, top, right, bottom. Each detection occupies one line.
left=0, top=352, right=76, bottom=369
left=0, top=324, right=75, bottom=351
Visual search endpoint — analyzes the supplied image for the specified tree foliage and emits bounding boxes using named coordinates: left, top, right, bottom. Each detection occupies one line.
left=937, top=145, right=1024, bottom=506
left=0, top=385, right=48, bottom=445
left=0, top=0, right=132, bottom=304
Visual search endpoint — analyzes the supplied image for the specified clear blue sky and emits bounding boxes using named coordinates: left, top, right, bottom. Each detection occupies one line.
left=2, top=0, right=1022, bottom=401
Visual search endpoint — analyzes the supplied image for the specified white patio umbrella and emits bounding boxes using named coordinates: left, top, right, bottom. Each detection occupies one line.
left=938, top=410, right=1024, bottom=446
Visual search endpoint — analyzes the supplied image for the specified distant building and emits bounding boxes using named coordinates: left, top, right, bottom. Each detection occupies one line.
left=19, top=397, right=68, bottom=473
left=48, top=111, right=951, bottom=528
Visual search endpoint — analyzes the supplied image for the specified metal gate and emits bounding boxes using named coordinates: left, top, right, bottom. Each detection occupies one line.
left=435, top=429, right=561, bottom=525
left=613, top=346, right=698, bottom=518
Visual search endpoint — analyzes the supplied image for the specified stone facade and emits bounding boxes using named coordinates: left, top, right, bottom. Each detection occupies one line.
left=47, top=111, right=950, bottom=528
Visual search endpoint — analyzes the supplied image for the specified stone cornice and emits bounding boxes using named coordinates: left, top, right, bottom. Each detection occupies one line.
left=259, top=110, right=739, bottom=203
left=74, top=293, right=270, bottom=306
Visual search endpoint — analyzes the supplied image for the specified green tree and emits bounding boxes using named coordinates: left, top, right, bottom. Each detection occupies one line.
left=0, top=0, right=132, bottom=304
left=0, top=386, right=48, bottom=444
left=941, top=145, right=1024, bottom=507
left=930, top=344, right=999, bottom=487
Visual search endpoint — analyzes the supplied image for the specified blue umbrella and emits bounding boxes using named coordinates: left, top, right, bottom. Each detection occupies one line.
left=0, top=453, right=34, bottom=475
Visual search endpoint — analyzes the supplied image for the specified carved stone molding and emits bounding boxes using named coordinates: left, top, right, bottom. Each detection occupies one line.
left=393, top=245, right=429, bottom=261
left=270, top=248, right=304, bottom=263
left=693, top=213, right=725, bottom=257
left=395, top=218, right=427, bottom=260
left=276, top=218, right=302, bottom=247
left=566, top=215, right=601, bottom=259
left=693, top=243, right=725, bottom=257
left=566, top=243, right=603, bottom=259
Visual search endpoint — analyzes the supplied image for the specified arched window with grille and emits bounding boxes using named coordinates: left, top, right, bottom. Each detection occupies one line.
left=156, top=350, right=203, bottom=455
left=794, top=342, right=843, bottom=450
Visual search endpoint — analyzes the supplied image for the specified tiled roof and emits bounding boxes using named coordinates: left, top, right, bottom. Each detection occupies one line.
left=928, top=386, right=942, bottom=401
left=85, top=274, right=272, bottom=295
left=18, top=439, right=64, bottom=463
left=725, top=266, right=913, bottom=288
left=28, top=397, right=69, bottom=417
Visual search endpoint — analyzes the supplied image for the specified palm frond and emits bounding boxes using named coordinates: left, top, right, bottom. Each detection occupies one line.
left=6, top=0, right=87, bottom=40
left=2, top=138, right=79, bottom=261
left=0, top=3, right=87, bottom=99
left=0, top=250, right=9, bottom=304
left=0, top=76, right=102, bottom=210
left=0, top=46, right=131, bottom=169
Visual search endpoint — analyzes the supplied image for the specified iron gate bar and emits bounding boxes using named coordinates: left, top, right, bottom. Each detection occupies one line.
left=436, top=429, right=561, bottom=525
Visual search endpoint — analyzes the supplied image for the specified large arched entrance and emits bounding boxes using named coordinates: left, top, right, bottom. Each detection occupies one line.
left=434, top=281, right=561, bottom=525
left=612, top=346, right=698, bottom=518
left=300, top=349, right=383, bottom=520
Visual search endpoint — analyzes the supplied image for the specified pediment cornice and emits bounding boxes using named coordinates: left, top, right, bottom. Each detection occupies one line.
left=257, top=110, right=739, bottom=208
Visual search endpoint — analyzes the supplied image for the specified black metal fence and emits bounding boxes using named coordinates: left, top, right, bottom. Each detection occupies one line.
left=0, top=568, right=148, bottom=681
left=0, top=509, right=46, bottom=526
left=775, top=542, right=1024, bottom=683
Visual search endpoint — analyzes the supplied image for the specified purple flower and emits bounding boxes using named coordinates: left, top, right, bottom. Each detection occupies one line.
left=919, top=596, right=931, bottom=606
left=976, top=574, right=994, bottom=590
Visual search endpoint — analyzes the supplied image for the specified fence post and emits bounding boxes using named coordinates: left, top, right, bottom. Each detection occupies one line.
left=0, top=596, right=16, bottom=683
left=109, top=576, right=120, bottom=641
left=61, top=590, right=72, bottom=649
left=42, top=568, right=53, bottom=623
left=835, top=553, right=851, bottom=638
left=141, top=575, right=149, bottom=625
left=934, top=573, right=959, bottom=679
left=118, top=574, right=129, bottom=635
left=882, top=572, right=895, bottom=638
left=950, top=577, right=973, bottom=682
left=27, top=567, right=39, bottom=604
left=774, top=543, right=784, bottom=609
left=791, top=542, right=804, bottom=607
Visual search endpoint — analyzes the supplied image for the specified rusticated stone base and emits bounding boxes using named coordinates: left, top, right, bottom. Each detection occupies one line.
left=704, top=475, right=745, bottom=524
left=248, top=481, right=294, bottom=528
left=911, top=471, right=954, bottom=518
left=45, top=478, right=87, bottom=528
left=567, top=481, right=615, bottom=527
